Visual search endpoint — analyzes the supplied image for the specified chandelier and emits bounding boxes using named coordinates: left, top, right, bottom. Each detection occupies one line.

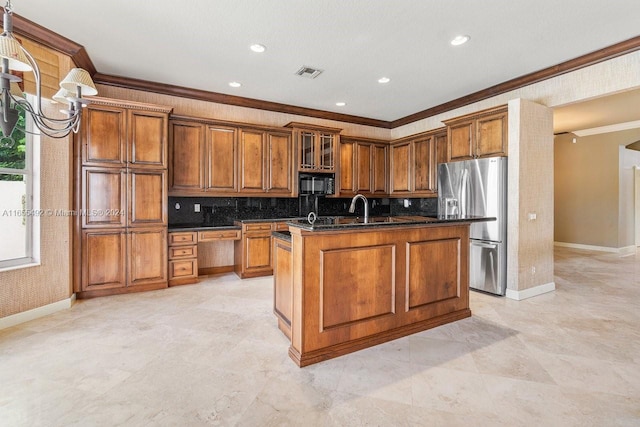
left=0, top=0, right=97, bottom=139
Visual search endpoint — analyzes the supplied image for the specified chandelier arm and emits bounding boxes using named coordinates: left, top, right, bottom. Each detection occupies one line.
left=13, top=97, right=80, bottom=137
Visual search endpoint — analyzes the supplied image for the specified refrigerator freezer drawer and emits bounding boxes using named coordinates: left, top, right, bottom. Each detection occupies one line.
left=469, top=240, right=506, bottom=295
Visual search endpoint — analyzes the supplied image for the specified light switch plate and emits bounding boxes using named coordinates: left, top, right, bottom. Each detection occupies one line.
left=194, top=203, right=201, bottom=213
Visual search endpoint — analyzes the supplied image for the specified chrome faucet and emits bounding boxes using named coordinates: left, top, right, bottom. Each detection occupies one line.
left=349, top=194, right=369, bottom=223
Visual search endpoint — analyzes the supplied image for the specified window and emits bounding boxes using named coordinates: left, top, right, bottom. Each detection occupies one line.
left=0, top=96, right=40, bottom=270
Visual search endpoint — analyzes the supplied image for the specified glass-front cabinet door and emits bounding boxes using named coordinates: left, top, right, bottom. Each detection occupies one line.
left=318, top=133, right=334, bottom=171
left=287, top=123, right=341, bottom=173
left=300, top=131, right=315, bottom=170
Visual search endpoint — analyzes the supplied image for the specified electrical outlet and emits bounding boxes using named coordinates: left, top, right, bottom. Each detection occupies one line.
left=194, top=203, right=201, bottom=213
left=528, top=212, right=537, bottom=221
left=531, top=266, right=536, bottom=275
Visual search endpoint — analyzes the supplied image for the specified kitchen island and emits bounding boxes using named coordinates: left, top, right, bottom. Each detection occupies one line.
left=273, top=215, right=492, bottom=367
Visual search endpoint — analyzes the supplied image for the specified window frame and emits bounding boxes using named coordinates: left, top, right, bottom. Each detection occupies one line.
left=0, top=99, right=40, bottom=271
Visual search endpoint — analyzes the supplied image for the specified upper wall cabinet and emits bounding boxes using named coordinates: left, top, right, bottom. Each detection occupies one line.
left=169, top=120, right=205, bottom=192
left=81, top=101, right=168, bottom=169
left=338, top=137, right=388, bottom=197
left=286, top=122, right=341, bottom=173
left=444, top=106, right=508, bottom=161
left=169, top=116, right=293, bottom=196
left=389, top=128, right=446, bottom=197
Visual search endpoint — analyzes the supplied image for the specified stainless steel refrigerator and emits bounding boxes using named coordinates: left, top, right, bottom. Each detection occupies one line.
left=437, top=157, right=507, bottom=295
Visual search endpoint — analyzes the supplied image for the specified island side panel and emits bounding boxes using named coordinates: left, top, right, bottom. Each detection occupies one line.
left=289, top=224, right=471, bottom=366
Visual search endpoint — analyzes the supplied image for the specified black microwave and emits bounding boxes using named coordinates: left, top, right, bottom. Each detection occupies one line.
left=299, top=173, right=335, bottom=195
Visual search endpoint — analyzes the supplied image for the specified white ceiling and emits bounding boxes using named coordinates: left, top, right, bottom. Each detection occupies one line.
left=13, top=0, right=640, bottom=122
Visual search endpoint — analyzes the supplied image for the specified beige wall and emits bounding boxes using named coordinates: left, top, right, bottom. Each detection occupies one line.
left=507, top=99, right=555, bottom=292
left=554, top=129, right=640, bottom=249
left=0, top=97, right=74, bottom=318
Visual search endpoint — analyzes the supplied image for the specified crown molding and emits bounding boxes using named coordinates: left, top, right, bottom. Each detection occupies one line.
left=11, top=13, right=96, bottom=75
left=391, top=35, right=640, bottom=128
left=8, top=14, right=640, bottom=130
left=93, top=73, right=392, bottom=129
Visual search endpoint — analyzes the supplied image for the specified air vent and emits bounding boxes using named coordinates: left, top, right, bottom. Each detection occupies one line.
left=295, top=66, right=323, bottom=79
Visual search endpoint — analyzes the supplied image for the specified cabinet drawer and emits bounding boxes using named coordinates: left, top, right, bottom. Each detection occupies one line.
left=169, top=245, right=197, bottom=260
left=169, top=259, right=197, bottom=279
left=169, top=232, right=197, bottom=245
left=273, top=222, right=290, bottom=232
left=244, top=223, right=272, bottom=232
left=198, top=229, right=241, bottom=241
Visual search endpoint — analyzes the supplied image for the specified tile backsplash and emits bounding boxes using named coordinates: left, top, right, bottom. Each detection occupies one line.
left=169, top=196, right=438, bottom=225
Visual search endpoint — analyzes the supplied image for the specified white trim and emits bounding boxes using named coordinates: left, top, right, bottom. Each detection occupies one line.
left=554, top=241, right=636, bottom=255
left=618, top=245, right=637, bottom=257
left=506, top=282, right=556, bottom=301
left=0, top=294, right=75, bottom=330
left=573, top=120, right=640, bottom=137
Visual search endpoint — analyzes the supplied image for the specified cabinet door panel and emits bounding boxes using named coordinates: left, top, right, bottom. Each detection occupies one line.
left=128, top=111, right=167, bottom=168
left=239, top=130, right=265, bottom=192
left=477, top=112, right=507, bottom=157
left=267, top=132, right=293, bottom=194
left=170, top=121, right=204, bottom=191
left=391, top=142, right=411, bottom=194
left=372, top=144, right=388, bottom=194
left=413, top=137, right=434, bottom=193
left=356, top=143, right=372, bottom=193
left=449, top=121, right=474, bottom=161
left=128, top=228, right=167, bottom=286
left=206, top=126, right=237, bottom=192
left=128, top=169, right=167, bottom=227
left=318, top=133, right=335, bottom=171
left=434, top=131, right=448, bottom=192
left=81, top=229, right=126, bottom=290
left=339, top=140, right=355, bottom=195
left=299, top=131, right=315, bottom=170
left=245, top=234, right=272, bottom=271
left=82, top=107, right=126, bottom=167
left=82, top=167, right=126, bottom=228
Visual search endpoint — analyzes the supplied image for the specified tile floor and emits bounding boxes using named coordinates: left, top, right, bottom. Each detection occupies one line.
left=1, top=247, right=639, bottom=426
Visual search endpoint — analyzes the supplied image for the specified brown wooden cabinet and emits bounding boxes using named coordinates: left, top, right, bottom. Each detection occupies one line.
left=206, top=125, right=238, bottom=193
left=169, top=120, right=205, bottom=192
left=168, top=231, right=198, bottom=286
left=234, top=221, right=290, bottom=278
left=338, top=137, right=388, bottom=197
left=169, top=116, right=293, bottom=196
left=390, top=141, right=412, bottom=194
left=238, top=129, right=294, bottom=196
left=390, top=128, right=445, bottom=197
left=286, top=122, right=341, bottom=173
left=273, top=234, right=293, bottom=340
left=75, top=98, right=172, bottom=298
left=81, top=106, right=127, bottom=167
left=444, top=106, right=508, bottom=161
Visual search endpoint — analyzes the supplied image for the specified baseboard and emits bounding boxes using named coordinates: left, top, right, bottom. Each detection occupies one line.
left=0, top=294, right=76, bottom=330
left=554, top=241, right=637, bottom=256
left=506, top=282, right=555, bottom=301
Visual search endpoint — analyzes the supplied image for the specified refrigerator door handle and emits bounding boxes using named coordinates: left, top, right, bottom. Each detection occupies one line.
left=460, top=169, right=468, bottom=216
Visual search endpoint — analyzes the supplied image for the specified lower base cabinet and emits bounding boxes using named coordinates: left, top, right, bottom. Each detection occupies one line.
left=79, top=227, right=167, bottom=297
left=168, top=231, right=199, bottom=286
left=234, top=221, right=289, bottom=279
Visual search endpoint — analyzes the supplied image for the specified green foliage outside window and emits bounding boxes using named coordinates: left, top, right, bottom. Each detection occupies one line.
left=0, top=105, right=27, bottom=176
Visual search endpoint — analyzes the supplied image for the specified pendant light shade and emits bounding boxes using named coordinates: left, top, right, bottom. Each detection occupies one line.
left=60, top=68, right=98, bottom=96
left=52, top=88, right=73, bottom=104
left=0, top=35, right=32, bottom=71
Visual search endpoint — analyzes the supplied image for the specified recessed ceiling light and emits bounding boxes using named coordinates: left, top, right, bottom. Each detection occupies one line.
left=229, top=81, right=242, bottom=88
left=335, top=102, right=346, bottom=107
left=250, top=44, right=266, bottom=53
left=450, top=35, right=470, bottom=46
left=378, top=77, right=390, bottom=84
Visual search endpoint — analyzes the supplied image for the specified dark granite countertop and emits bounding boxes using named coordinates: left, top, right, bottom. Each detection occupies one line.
left=168, top=223, right=241, bottom=232
left=235, top=217, right=304, bottom=224
left=286, top=215, right=495, bottom=231
left=272, top=231, right=292, bottom=242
